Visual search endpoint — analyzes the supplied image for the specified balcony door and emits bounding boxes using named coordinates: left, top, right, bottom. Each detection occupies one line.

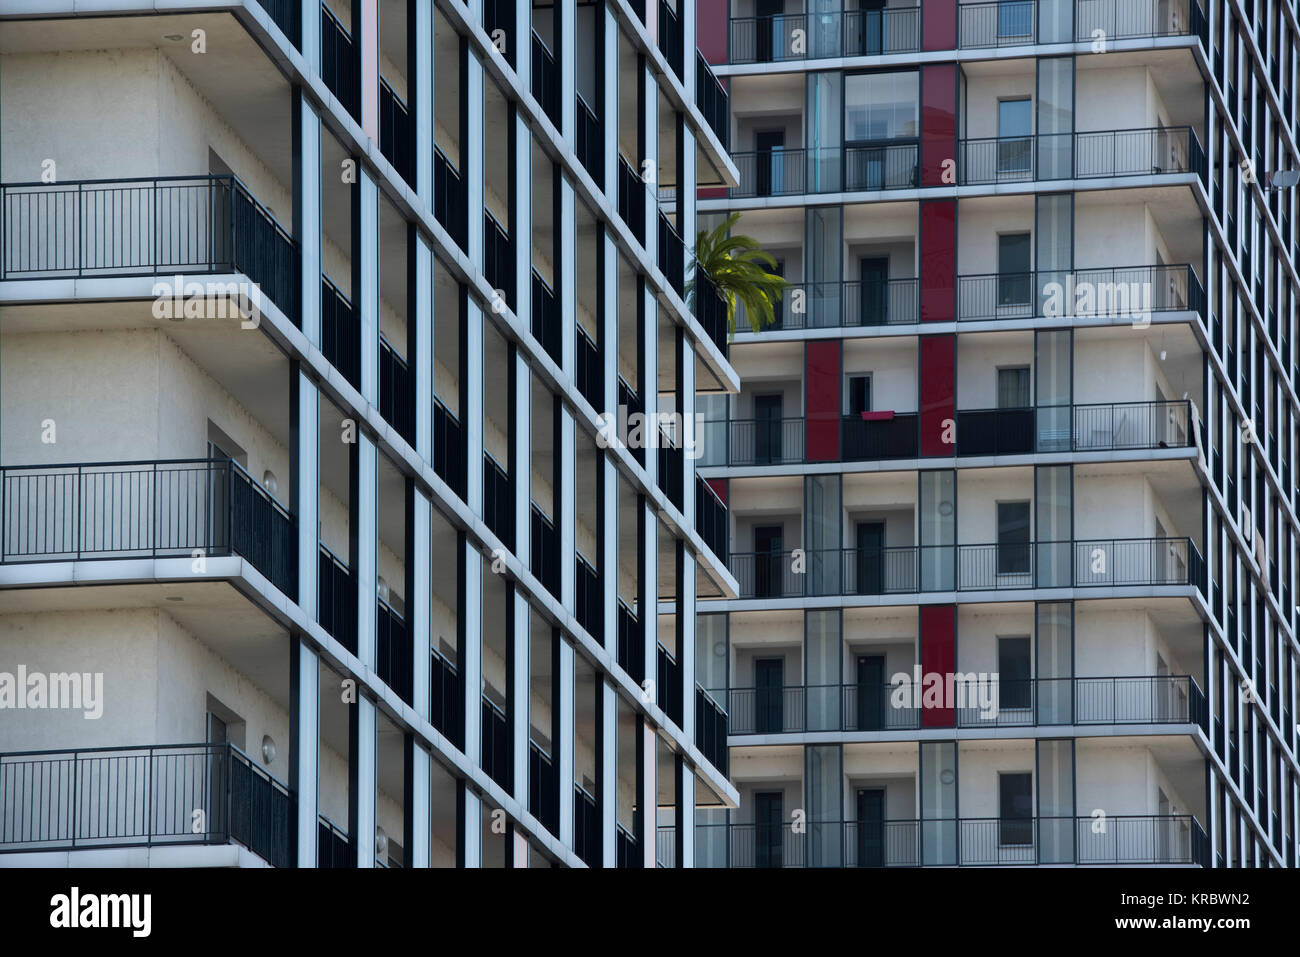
left=755, top=657, right=785, bottom=733
left=855, top=654, right=885, bottom=730
left=754, top=791, right=784, bottom=867
left=854, top=0, right=887, bottom=55
left=997, top=233, right=1032, bottom=308
left=754, top=393, right=784, bottom=465
left=855, top=521, right=885, bottom=595
left=755, top=129, right=785, bottom=197
left=997, top=98, right=1033, bottom=176
left=998, top=772, right=1033, bottom=847
left=996, top=501, right=1032, bottom=577
left=859, top=256, right=889, bottom=325
left=997, top=636, right=1032, bottom=712
left=855, top=788, right=885, bottom=866
left=754, top=0, right=783, bottom=63
left=754, top=525, right=784, bottom=597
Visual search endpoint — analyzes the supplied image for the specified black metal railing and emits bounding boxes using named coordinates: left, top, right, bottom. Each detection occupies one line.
left=696, top=53, right=729, bottom=148
left=657, top=435, right=684, bottom=510
left=320, top=2, right=359, bottom=119
left=694, top=475, right=729, bottom=563
left=658, top=0, right=683, bottom=78
left=318, top=543, right=356, bottom=652
left=379, top=77, right=414, bottom=184
left=531, top=30, right=561, bottom=126
left=958, top=0, right=1204, bottom=49
left=729, top=143, right=918, bottom=197
left=0, top=458, right=295, bottom=594
left=958, top=127, right=1204, bottom=185
left=955, top=408, right=1037, bottom=456
left=0, top=742, right=292, bottom=866
left=433, top=397, right=464, bottom=498
left=574, top=784, right=600, bottom=865
left=379, top=336, right=415, bottom=445
left=482, top=453, right=514, bottom=549
left=657, top=642, right=683, bottom=724
left=707, top=417, right=806, bottom=465
left=694, top=269, right=730, bottom=354
left=481, top=696, right=510, bottom=788
left=376, top=598, right=412, bottom=704
left=433, top=146, right=467, bottom=248
left=575, top=93, right=603, bottom=185
left=656, top=825, right=676, bottom=867
left=695, top=685, right=728, bottom=775
left=707, top=814, right=1205, bottom=867
left=616, top=822, right=639, bottom=867
left=485, top=0, right=515, bottom=62
left=617, top=156, right=646, bottom=244
left=261, top=0, right=302, bottom=46
left=658, top=211, right=685, bottom=296
left=317, top=814, right=349, bottom=867
left=321, top=274, right=361, bottom=388
left=531, top=269, right=562, bottom=363
left=1, top=175, right=300, bottom=323
left=483, top=209, right=514, bottom=307
left=575, top=552, right=601, bottom=640
left=748, top=278, right=920, bottom=330
left=729, top=6, right=921, bottom=62
left=729, top=537, right=1204, bottom=598
left=617, top=600, right=643, bottom=682
left=575, top=323, right=602, bottom=408
left=956, top=264, right=1203, bottom=322
left=530, top=503, right=560, bottom=599
left=528, top=741, right=559, bottom=835
left=841, top=412, right=920, bottom=461
left=430, top=647, right=463, bottom=747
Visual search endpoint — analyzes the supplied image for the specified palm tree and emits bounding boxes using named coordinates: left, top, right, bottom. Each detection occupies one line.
left=685, top=212, right=787, bottom=338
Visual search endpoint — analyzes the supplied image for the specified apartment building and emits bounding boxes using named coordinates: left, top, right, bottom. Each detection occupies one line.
left=694, top=0, right=1299, bottom=867
left=0, top=0, right=741, bottom=868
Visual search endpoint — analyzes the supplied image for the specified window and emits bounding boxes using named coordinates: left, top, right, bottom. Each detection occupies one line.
left=844, top=71, right=919, bottom=143
left=997, top=366, right=1030, bottom=408
left=997, top=501, right=1031, bottom=575
left=997, top=233, right=1032, bottom=305
left=997, top=98, right=1032, bottom=174
left=997, top=637, right=1032, bottom=709
left=998, top=0, right=1033, bottom=39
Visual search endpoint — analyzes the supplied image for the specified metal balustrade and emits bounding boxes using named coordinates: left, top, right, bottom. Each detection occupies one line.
left=0, top=458, right=295, bottom=595
left=378, top=77, right=413, bottom=185
left=728, top=537, right=1205, bottom=598
left=433, top=146, right=466, bottom=248
left=0, top=742, right=292, bottom=866
left=695, top=475, right=729, bottom=564
left=379, top=336, right=414, bottom=445
left=956, top=264, right=1202, bottom=321
left=433, top=397, right=464, bottom=497
left=318, top=543, right=356, bottom=652
left=696, top=53, right=729, bottom=148
left=531, top=269, right=561, bottom=363
left=729, top=6, right=921, bottom=62
left=695, top=685, right=729, bottom=775
left=320, top=2, right=359, bottom=119
left=531, top=30, right=560, bottom=126
left=321, top=274, right=361, bottom=388
left=0, top=175, right=300, bottom=322
left=376, top=598, right=412, bottom=704
left=958, top=0, right=1204, bottom=48
left=430, top=647, right=463, bottom=746
left=482, top=453, right=514, bottom=548
left=958, top=127, right=1204, bottom=184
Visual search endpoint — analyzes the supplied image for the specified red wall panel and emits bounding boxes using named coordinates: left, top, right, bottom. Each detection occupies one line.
left=920, top=604, right=956, bottom=728
left=919, top=335, right=955, bottom=456
left=805, top=340, right=841, bottom=462
left=696, top=0, right=729, bottom=63
left=922, top=0, right=957, bottom=51
left=919, top=200, right=956, bottom=323
left=920, top=64, right=957, bottom=187
left=706, top=478, right=727, bottom=504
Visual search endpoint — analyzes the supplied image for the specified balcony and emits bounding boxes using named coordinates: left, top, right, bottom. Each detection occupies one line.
left=617, top=156, right=646, bottom=244
left=729, top=6, right=921, bottom=63
left=321, top=275, right=361, bottom=389
left=379, top=336, right=414, bottom=445
left=658, top=0, right=683, bottom=79
left=956, top=0, right=1205, bottom=50
left=528, top=741, right=559, bottom=835
left=696, top=53, right=730, bottom=149
left=956, top=264, right=1202, bottom=322
left=531, top=269, right=562, bottom=364
left=481, top=696, right=509, bottom=788
left=657, top=437, right=684, bottom=510
left=694, top=268, right=730, bottom=357
left=704, top=814, right=1207, bottom=867
left=573, top=784, right=600, bottom=865
left=617, top=599, right=643, bottom=682
left=530, top=504, right=560, bottom=599
left=766, top=278, right=920, bottom=330
left=262, top=0, right=302, bottom=47
left=430, top=647, right=463, bottom=747
left=318, top=543, right=357, bottom=652
left=433, top=397, right=464, bottom=498
left=376, top=598, right=412, bottom=704
left=695, top=685, right=729, bottom=774
left=703, top=399, right=1191, bottom=467
left=0, top=458, right=296, bottom=597
left=695, top=475, right=729, bottom=563
left=433, top=146, right=467, bottom=248
left=658, top=211, right=686, bottom=297
left=317, top=814, right=349, bottom=867
left=378, top=77, right=414, bottom=185
left=575, top=93, right=603, bottom=186
left=728, top=537, right=1205, bottom=598
left=482, top=453, right=514, bottom=548
left=531, top=31, right=561, bottom=127
left=958, top=128, right=1204, bottom=185
left=575, top=552, right=601, bottom=639
left=729, top=143, right=918, bottom=198
left=0, top=743, right=292, bottom=866
left=656, top=642, right=683, bottom=725
left=483, top=209, right=514, bottom=307
left=0, top=175, right=300, bottom=324
left=575, top=324, right=602, bottom=409
left=727, top=675, right=1206, bottom=734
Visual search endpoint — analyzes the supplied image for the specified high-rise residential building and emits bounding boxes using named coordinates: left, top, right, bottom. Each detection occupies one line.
left=0, top=0, right=741, bottom=868
left=694, top=0, right=1298, bottom=868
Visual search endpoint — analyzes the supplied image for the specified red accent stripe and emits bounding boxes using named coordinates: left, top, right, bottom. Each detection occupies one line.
left=920, top=605, right=956, bottom=728
left=805, top=340, right=841, bottom=461
left=919, top=335, right=955, bottom=456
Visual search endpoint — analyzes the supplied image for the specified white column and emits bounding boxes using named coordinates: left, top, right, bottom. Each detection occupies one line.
left=560, top=408, right=577, bottom=612
left=601, top=457, right=619, bottom=657
left=462, top=787, right=482, bottom=866
left=358, top=172, right=380, bottom=407
left=295, top=91, right=322, bottom=347
left=465, top=53, right=486, bottom=277
left=601, top=3, right=619, bottom=204
left=559, top=179, right=577, bottom=378
left=300, top=0, right=321, bottom=73
left=414, top=0, right=434, bottom=208
left=680, top=762, right=696, bottom=868
left=641, top=719, right=656, bottom=867
left=353, top=696, right=377, bottom=866
left=600, top=679, right=618, bottom=866
left=462, top=537, right=483, bottom=771
left=514, top=111, right=532, bottom=352
left=464, top=300, right=486, bottom=515
left=412, top=489, right=432, bottom=720
left=291, top=637, right=319, bottom=867
left=559, top=0, right=577, bottom=141
left=557, top=637, right=576, bottom=847
left=511, top=590, right=530, bottom=810
left=356, top=435, right=378, bottom=670
left=641, top=500, right=657, bottom=694
left=514, top=353, right=532, bottom=572
left=680, top=547, right=696, bottom=740
left=414, top=234, right=434, bottom=463
left=294, top=369, right=320, bottom=625
left=409, top=743, right=431, bottom=867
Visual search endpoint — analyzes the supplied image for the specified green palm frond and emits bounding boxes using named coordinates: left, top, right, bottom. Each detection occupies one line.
left=685, top=212, right=788, bottom=338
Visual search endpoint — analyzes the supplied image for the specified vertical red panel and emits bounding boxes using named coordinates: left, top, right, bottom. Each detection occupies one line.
left=919, top=335, right=955, bottom=457
left=919, top=200, right=956, bottom=323
left=920, top=64, right=957, bottom=187
left=360, top=0, right=379, bottom=141
left=920, top=604, right=956, bottom=728
left=922, top=0, right=957, bottom=51
left=805, top=341, right=841, bottom=462
left=706, top=478, right=728, bottom=504
left=696, top=0, right=729, bottom=64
